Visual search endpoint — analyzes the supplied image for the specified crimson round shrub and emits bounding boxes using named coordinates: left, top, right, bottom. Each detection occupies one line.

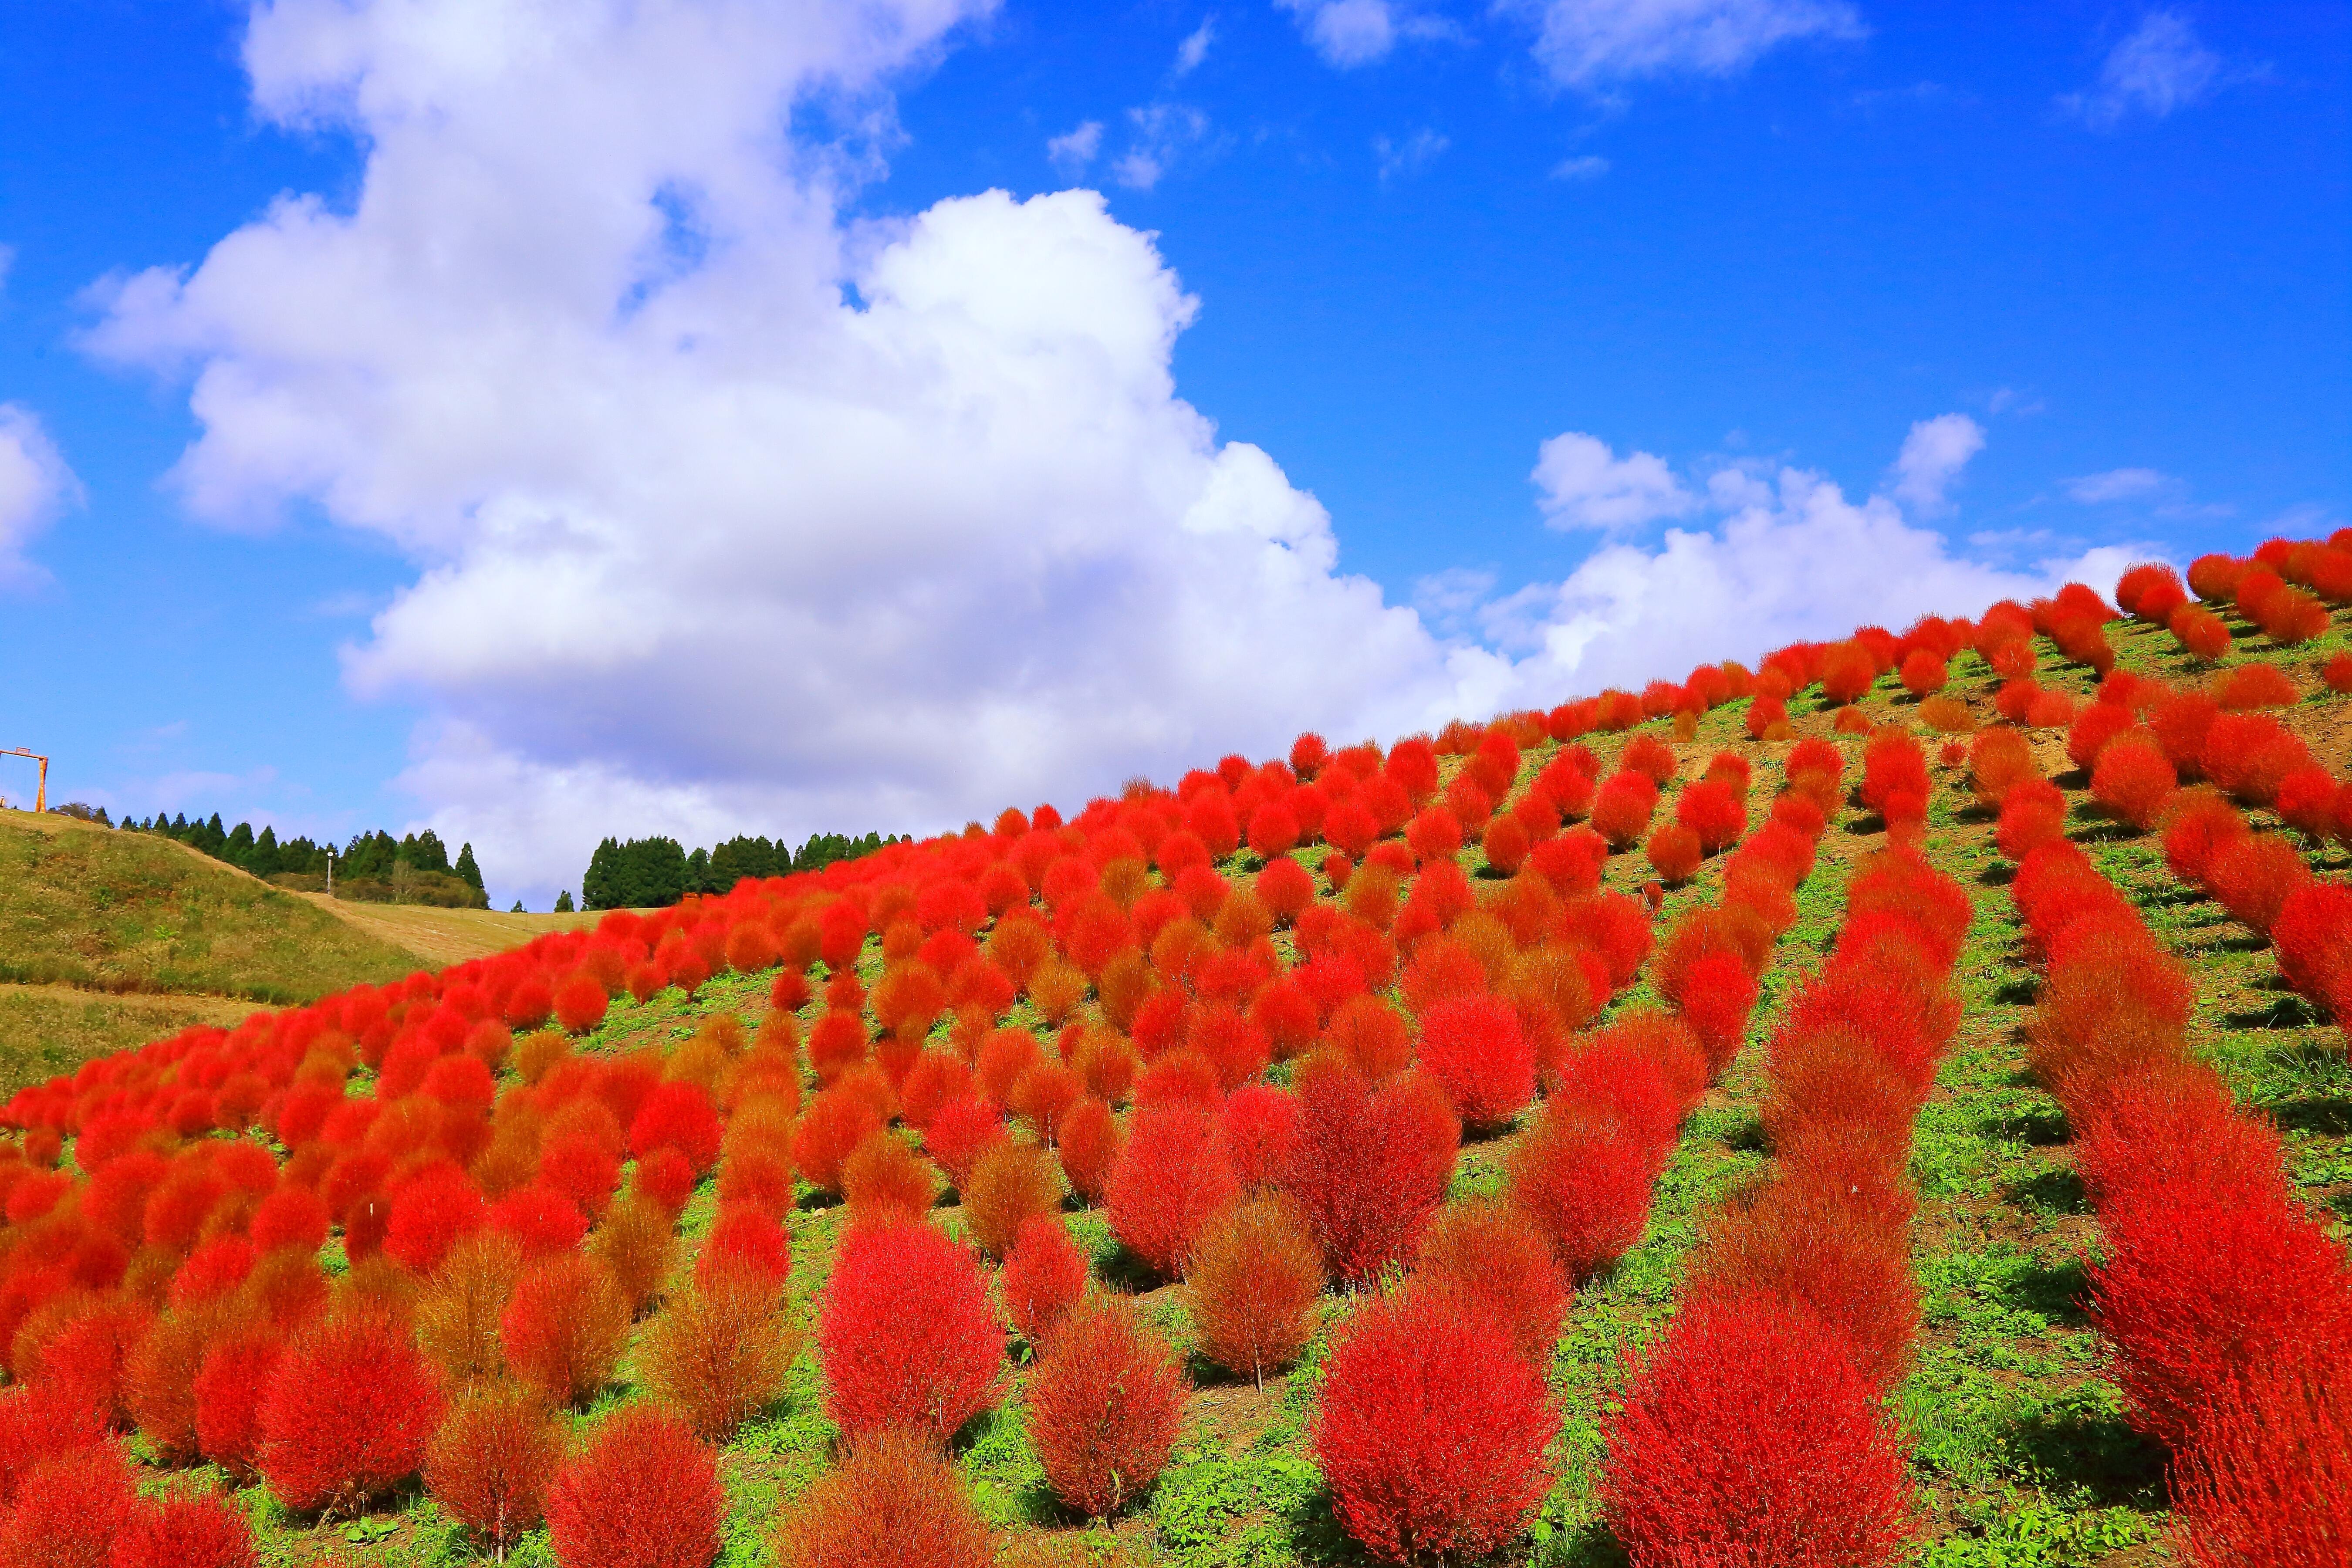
left=546, top=1404, right=725, bottom=1568
left=1284, top=1058, right=1457, bottom=1284
left=1312, top=1284, right=1556, bottom=1564
left=818, top=1220, right=1004, bottom=1444
left=1024, top=1296, right=1185, bottom=1520
left=1507, top=1102, right=1657, bottom=1281
left=2173, top=1339, right=2351, bottom=1568
left=0, top=1440, right=138, bottom=1568
left=1000, top=1214, right=1088, bottom=1342
left=1414, top=1200, right=1565, bottom=1367
left=1413, top=995, right=1535, bottom=1130
left=1107, top=1105, right=1238, bottom=1280
left=552, top=971, right=610, bottom=1035
left=257, top=1307, right=445, bottom=1517
left=1603, top=1294, right=1916, bottom=1568
left=110, top=1490, right=257, bottom=1568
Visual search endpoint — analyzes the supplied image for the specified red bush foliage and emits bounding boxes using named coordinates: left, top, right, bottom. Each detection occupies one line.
left=1025, top=1296, right=1184, bottom=1520
left=425, top=1380, right=564, bottom=1556
left=1107, top=1106, right=1239, bottom=1280
left=1000, top=1213, right=1088, bottom=1342
left=546, top=1404, right=726, bottom=1568
left=2172, top=1340, right=2352, bottom=1568
left=1414, top=1200, right=1565, bottom=1367
left=1186, top=1193, right=1322, bottom=1386
left=818, top=1220, right=1004, bottom=1444
left=1590, top=772, right=1658, bottom=849
left=552, top=972, right=610, bottom=1035
left=1603, top=1293, right=1915, bottom=1568
left=772, top=1429, right=994, bottom=1568
left=1283, top=1058, right=1457, bottom=1284
left=1412, top=996, right=1534, bottom=1130
left=1312, top=1284, right=1556, bottom=1565
left=2089, top=732, right=2176, bottom=831
left=257, top=1307, right=446, bottom=1517
left=500, top=1254, right=630, bottom=1409
left=1506, top=1102, right=1657, bottom=1281
left=0, top=1440, right=138, bottom=1568
left=110, top=1491, right=257, bottom=1568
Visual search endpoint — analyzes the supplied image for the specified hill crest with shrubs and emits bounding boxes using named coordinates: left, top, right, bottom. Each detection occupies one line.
left=0, top=538, right=2345, bottom=1567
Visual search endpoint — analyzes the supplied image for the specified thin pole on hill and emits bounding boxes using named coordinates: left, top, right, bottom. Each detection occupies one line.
left=0, top=748, right=47, bottom=814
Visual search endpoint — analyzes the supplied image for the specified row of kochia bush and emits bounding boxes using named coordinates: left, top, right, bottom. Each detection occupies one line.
left=1603, top=754, right=1974, bottom=1566
left=0, top=536, right=2343, bottom=1564
left=1989, top=741, right=2352, bottom=1565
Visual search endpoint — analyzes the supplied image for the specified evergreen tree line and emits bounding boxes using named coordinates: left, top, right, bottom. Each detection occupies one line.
left=127, top=813, right=486, bottom=899
left=579, top=830, right=901, bottom=910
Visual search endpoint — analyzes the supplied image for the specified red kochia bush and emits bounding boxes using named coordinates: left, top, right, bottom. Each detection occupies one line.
left=1506, top=1101, right=1657, bottom=1281
left=424, top=1381, right=564, bottom=1558
left=1284, top=1058, right=1458, bottom=1284
left=772, top=1429, right=994, bottom=1568
left=257, top=1308, right=446, bottom=1517
left=546, top=1404, right=725, bottom=1568
left=0, top=1440, right=138, bottom=1568
left=1000, top=1214, right=1089, bottom=1342
left=1413, top=996, right=1534, bottom=1129
left=552, top=971, right=609, bottom=1035
left=818, top=1221, right=1004, bottom=1444
left=1312, top=1285, right=1556, bottom=1565
left=109, top=1491, right=257, bottom=1568
left=1603, top=1294, right=1915, bottom=1568
left=1590, top=772, right=1658, bottom=849
left=2172, top=1340, right=2352, bottom=1568
left=1107, top=1106, right=1239, bottom=1280
left=1025, top=1296, right=1185, bottom=1520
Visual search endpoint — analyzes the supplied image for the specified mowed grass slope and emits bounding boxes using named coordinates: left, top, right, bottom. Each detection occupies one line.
left=0, top=811, right=598, bottom=1097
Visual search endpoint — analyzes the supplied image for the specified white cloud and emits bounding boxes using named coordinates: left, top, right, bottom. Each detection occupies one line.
left=1531, top=431, right=1697, bottom=533
left=1374, top=128, right=1449, bottom=180
left=2061, top=11, right=2224, bottom=128
left=2066, top=466, right=2170, bottom=504
left=1889, top=412, right=1985, bottom=514
left=1173, top=17, right=1215, bottom=77
left=81, top=0, right=2153, bottom=906
left=1112, top=103, right=1212, bottom=190
left=0, top=404, right=81, bottom=589
left=1502, top=0, right=1864, bottom=88
left=1550, top=153, right=1610, bottom=180
left=83, top=0, right=1493, bottom=899
left=1483, top=466, right=2136, bottom=688
left=1275, top=0, right=1450, bottom=68
left=1047, top=119, right=1103, bottom=174
left=0, top=245, right=14, bottom=293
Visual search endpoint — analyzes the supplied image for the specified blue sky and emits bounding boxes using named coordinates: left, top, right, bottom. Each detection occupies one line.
left=0, top=1, right=2345, bottom=906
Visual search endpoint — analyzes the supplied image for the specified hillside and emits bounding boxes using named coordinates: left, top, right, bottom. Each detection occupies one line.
left=0, top=545, right=2346, bottom=1568
left=0, top=811, right=596, bottom=1095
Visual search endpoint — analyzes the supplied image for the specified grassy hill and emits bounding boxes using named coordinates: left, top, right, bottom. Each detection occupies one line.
left=0, top=811, right=598, bottom=1095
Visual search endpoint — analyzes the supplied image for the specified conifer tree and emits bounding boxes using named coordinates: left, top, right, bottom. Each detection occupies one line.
left=455, top=842, right=484, bottom=893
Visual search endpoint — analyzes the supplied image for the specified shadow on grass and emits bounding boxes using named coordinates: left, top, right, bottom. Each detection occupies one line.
left=2274, top=1094, right=2352, bottom=1138
left=2001, top=1390, right=2166, bottom=1512
left=1991, top=1256, right=2094, bottom=1327
left=2004, top=1167, right=2092, bottom=1218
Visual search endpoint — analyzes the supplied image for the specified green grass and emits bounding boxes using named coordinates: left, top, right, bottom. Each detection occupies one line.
left=0, top=817, right=423, bottom=1005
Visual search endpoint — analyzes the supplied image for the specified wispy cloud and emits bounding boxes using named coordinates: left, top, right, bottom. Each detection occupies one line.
left=1047, top=121, right=1105, bottom=177
left=2066, top=467, right=2170, bottom=504
left=1550, top=153, right=1610, bottom=181
left=1889, top=412, right=1986, bottom=515
left=1375, top=128, right=1449, bottom=181
left=1275, top=0, right=1454, bottom=69
left=2060, top=10, right=2237, bottom=129
left=1173, top=17, right=1216, bottom=78
left=1504, top=0, right=1863, bottom=90
left=1114, top=105, right=1214, bottom=191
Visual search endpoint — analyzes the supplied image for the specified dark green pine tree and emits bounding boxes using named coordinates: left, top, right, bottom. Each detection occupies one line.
left=247, top=825, right=282, bottom=878
left=581, top=837, right=623, bottom=910
left=455, top=842, right=484, bottom=894
left=684, top=846, right=712, bottom=894
left=197, top=814, right=229, bottom=858
left=554, top=890, right=575, bottom=913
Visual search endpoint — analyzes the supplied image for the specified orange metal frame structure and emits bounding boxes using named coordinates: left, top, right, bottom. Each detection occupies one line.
left=1, top=749, right=49, bottom=814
